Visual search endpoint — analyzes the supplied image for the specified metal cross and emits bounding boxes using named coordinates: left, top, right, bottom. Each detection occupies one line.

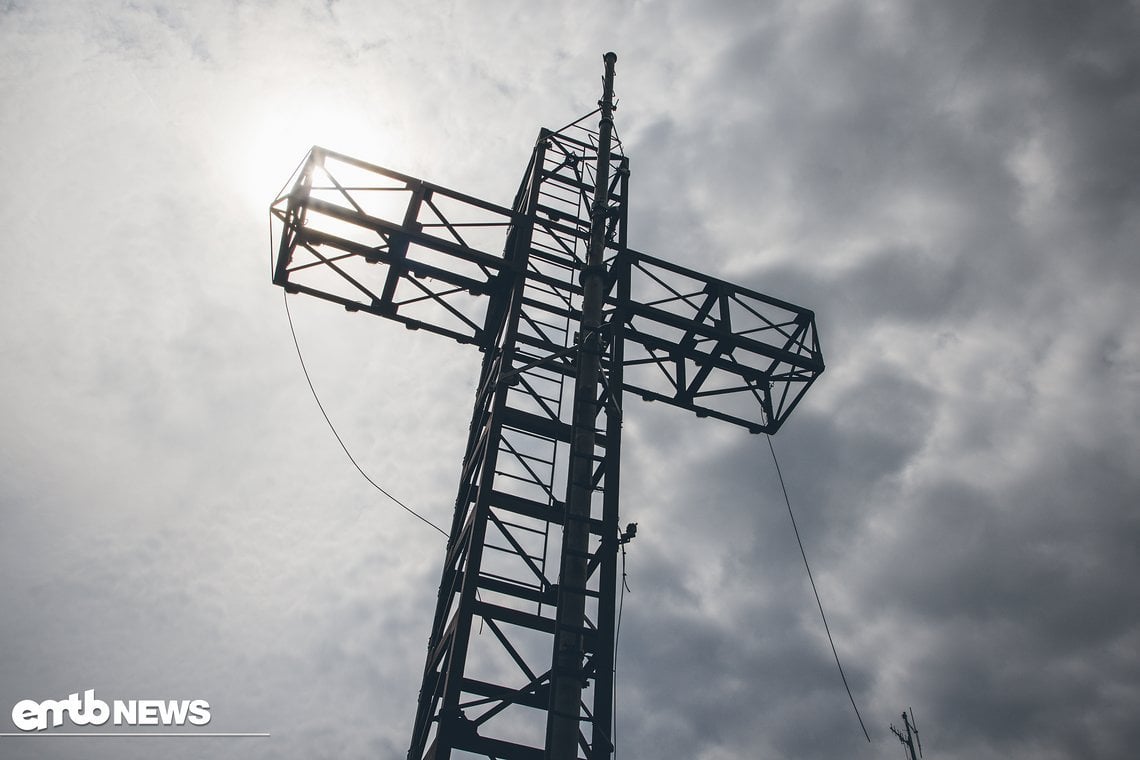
left=270, top=52, right=823, bottom=760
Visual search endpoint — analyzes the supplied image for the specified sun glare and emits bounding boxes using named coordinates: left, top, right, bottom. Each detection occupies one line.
left=241, top=96, right=386, bottom=210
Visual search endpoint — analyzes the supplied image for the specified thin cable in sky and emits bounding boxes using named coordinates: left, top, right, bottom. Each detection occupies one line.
left=612, top=541, right=631, bottom=759
left=281, top=290, right=448, bottom=538
left=766, top=434, right=872, bottom=743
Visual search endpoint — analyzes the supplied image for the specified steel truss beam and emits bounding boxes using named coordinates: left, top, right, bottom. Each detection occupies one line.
left=271, top=148, right=821, bottom=434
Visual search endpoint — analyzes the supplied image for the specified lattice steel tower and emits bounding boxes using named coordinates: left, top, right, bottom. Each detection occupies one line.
left=270, top=53, right=824, bottom=760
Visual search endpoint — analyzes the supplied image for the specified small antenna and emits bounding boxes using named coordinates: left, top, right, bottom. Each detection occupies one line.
left=909, top=707, right=923, bottom=758
left=890, top=708, right=923, bottom=760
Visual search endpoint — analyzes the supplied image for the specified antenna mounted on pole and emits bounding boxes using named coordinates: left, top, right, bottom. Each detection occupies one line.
left=890, top=708, right=923, bottom=760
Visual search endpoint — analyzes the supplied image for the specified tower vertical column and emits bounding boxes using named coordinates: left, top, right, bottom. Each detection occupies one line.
left=548, top=51, right=619, bottom=760
left=402, top=59, right=630, bottom=758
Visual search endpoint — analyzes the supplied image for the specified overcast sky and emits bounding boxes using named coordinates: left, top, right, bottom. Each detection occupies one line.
left=2, top=1, right=1138, bottom=759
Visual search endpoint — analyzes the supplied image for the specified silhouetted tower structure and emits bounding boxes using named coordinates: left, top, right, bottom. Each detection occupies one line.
left=270, top=53, right=824, bottom=760
left=890, top=709, right=923, bottom=760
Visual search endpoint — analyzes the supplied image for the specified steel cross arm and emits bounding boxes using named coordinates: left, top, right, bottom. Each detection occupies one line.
left=273, top=193, right=591, bottom=350
left=297, top=197, right=508, bottom=279
left=300, top=146, right=523, bottom=220
left=271, top=149, right=823, bottom=431
left=271, top=146, right=522, bottom=350
left=618, top=275, right=820, bottom=372
left=608, top=248, right=824, bottom=433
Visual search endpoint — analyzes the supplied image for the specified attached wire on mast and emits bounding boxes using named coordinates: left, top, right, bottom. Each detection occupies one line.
left=766, top=434, right=871, bottom=742
left=270, top=212, right=446, bottom=538
left=281, top=290, right=448, bottom=538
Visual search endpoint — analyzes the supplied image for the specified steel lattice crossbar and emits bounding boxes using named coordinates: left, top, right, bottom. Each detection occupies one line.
left=270, top=146, right=822, bottom=434
left=270, top=57, right=823, bottom=760
left=614, top=250, right=822, bottom=433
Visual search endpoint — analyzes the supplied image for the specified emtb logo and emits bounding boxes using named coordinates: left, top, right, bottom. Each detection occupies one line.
left=11, top=689, right=210, bottom=731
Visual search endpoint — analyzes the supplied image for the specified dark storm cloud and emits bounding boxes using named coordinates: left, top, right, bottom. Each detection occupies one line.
left=607, top=4, right=1140, bottom=760
left=929, top=0, right=1140, bottom=274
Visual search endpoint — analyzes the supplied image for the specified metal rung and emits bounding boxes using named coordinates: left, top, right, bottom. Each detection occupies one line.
left=528, top=244, right=582, bottom=266
left=478, top=573, right=551, bottom=602
left=495, top=516, right=551, bottom=537
left=474, top=600, right=556, bottom=635
left=507, top=391, right=563, bottom=411
left=520, top=314, right=569, bottom=334
left=494, top=471, right=554, bottom=491
left=509, top=370, right=566, bottom=390
left=482, top=542, right=543, bottom=564
left=496, top=446, right=557, bottom=467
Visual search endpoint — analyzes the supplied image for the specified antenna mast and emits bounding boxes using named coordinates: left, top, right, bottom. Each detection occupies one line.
left=547, top=50, right=618, bottom=760
left=890, top=709, right=923, bottom=760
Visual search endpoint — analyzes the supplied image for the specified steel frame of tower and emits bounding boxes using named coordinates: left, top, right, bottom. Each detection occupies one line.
left=270, top=54, right=823, bottom=760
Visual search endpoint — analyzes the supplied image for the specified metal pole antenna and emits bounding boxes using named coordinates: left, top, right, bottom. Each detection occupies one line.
left=548, top=51, right=619, bottom=760
left=890, top=709, right=923, bottom=760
